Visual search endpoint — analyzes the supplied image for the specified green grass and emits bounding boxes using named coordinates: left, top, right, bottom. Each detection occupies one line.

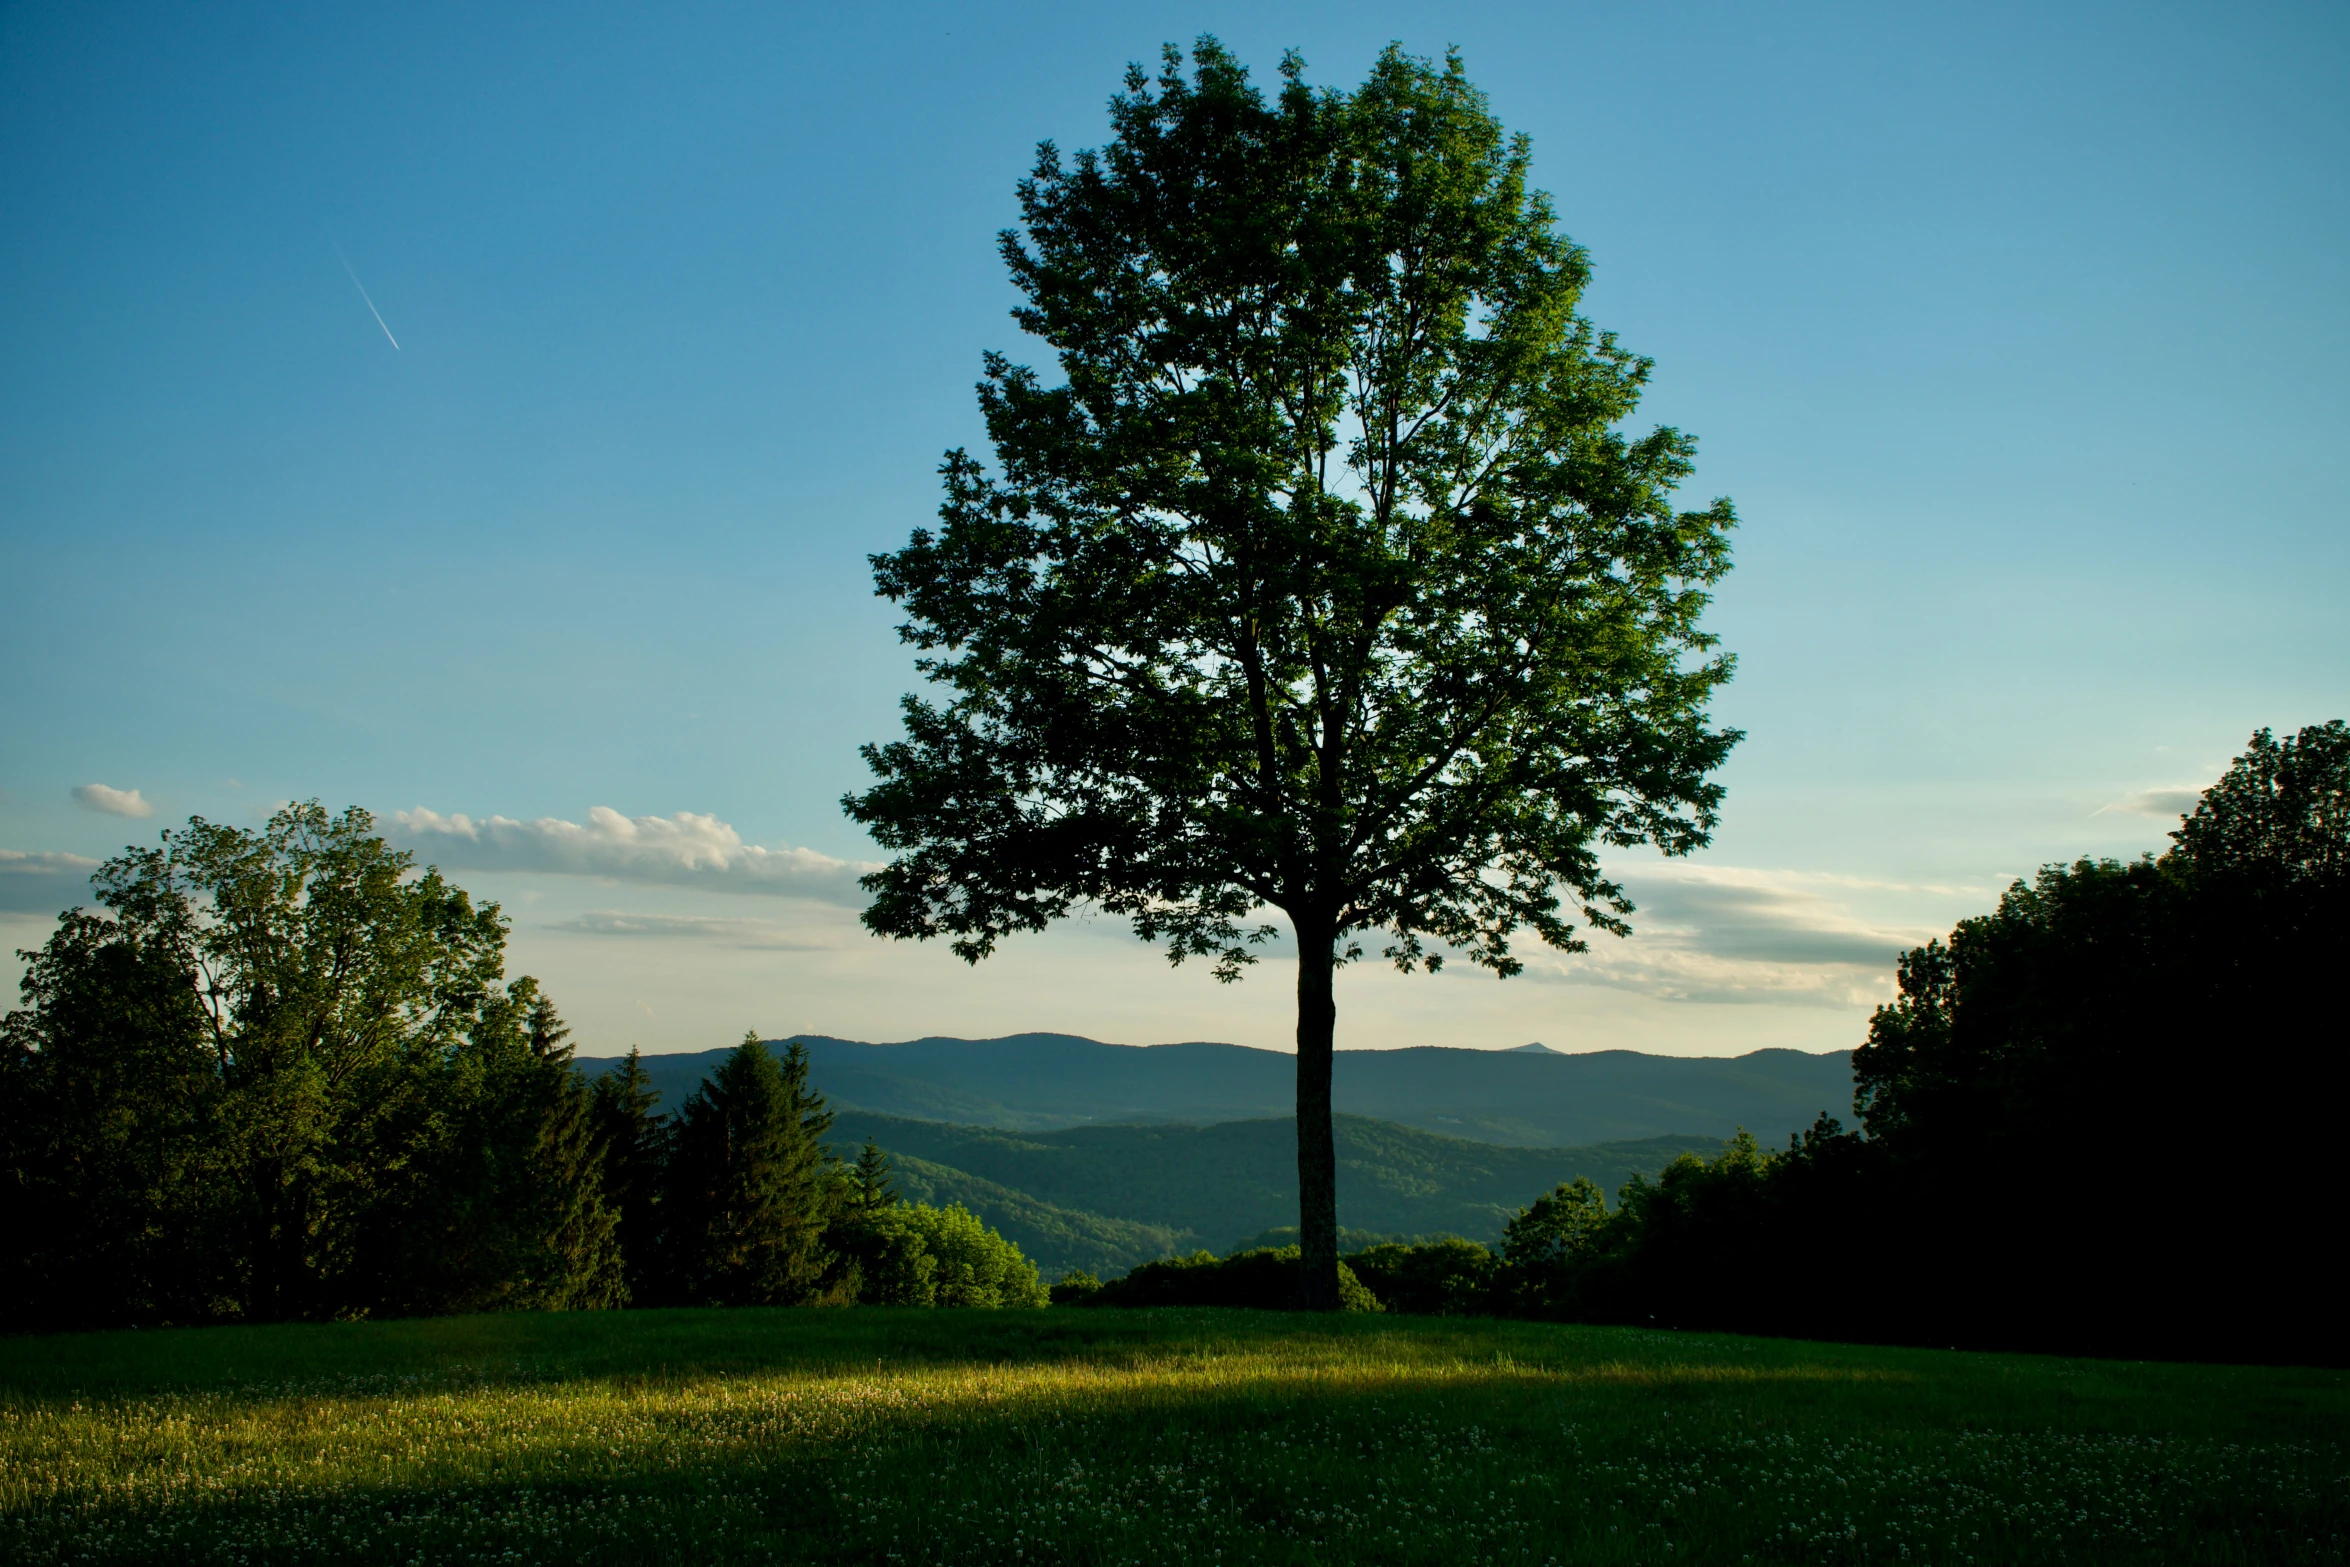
left=3, top=1309, right=2343, bottom=1565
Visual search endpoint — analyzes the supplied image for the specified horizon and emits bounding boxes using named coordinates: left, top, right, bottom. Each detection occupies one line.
left=4, top=1, right=2342, bottom=1060
left=576, top=1032, right=1849, bottom=1061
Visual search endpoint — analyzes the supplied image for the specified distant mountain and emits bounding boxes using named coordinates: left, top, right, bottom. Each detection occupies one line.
left=578, top=1036, right=1771, bottom=1276
left=583, top=1033, right=1853, bottom=1148
left=818, top=1109, right=1716, bottom=1278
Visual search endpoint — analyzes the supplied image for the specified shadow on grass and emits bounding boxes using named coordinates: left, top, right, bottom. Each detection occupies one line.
left=6, top=1310, right=2346, bottom=1566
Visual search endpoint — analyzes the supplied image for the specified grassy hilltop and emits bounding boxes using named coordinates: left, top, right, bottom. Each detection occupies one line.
left=6, top=1309, right=2342, bottom=1566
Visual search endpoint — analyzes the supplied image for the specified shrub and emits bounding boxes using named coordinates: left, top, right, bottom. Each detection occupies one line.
left=1344, top=1238, right=1501, bottom=1316
left=1049, top=1270, right=1102, bottom=1306
left=899, top=1203, right=1049, bottom=1308
left=1086, top=1246, right=1380, bottom=1312
left=822, top=1202, right=1045, bottom=1308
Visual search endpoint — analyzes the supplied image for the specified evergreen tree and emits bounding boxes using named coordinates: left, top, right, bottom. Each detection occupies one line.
left=850, top=1137, right=896, bottom=1214
left=358, top=978, right=623, bottom=1314
left=467, top=984, right=624, bottom=1310
left=820, top=1136, right=906, bottom=1304
left=589, top=1046, right=670, bottom=1306
left=664, top=1033, right=836, bottom=1305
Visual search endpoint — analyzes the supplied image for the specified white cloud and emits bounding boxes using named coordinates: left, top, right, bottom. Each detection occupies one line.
left=2100, top=786, right=2203, bottom=819
left=389, top=806, right=874, bottom=902
left=72, top=783, right=153, bottom=818
left=547, top=909, right=845, bottom=950
left=0, top=849, right=101, bottom=913
left=1538, top=863, right=1962, bottom=1009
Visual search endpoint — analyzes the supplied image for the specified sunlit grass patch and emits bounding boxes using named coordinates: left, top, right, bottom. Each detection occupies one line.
left=3, top=1309, right=2344, bottom=1564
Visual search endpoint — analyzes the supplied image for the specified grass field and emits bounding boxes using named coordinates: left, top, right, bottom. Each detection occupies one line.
left=3, top=1308, right=2342, bottom=1565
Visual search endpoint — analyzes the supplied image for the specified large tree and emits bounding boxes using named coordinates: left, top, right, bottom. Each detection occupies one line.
left=661, top=1033, right=837, bottom=1306
left=1, top=802, right=622, bottom=1327
left=589, top=1046, right=671, bottom=1305
left=1848, top=721, right=2348, bottom=1358
left=845, top=41, right=1739, bottom=1307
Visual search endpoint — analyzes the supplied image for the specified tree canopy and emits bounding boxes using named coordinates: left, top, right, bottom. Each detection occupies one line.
left=847, top=39, right=1738, bottom=1307
left=1, top=803, right=618, bottom=1327
left=2, top=807, right=1048, bottom=1331
left=1837, top=721, right=2349, bottom=1357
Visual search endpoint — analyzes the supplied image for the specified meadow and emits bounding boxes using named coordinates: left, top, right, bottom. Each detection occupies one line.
left=2, top=1308, right=2342, bottom=1566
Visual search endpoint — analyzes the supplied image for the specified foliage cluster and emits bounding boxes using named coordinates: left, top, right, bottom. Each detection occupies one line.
left=1062, top=1245, right=1382, bottom=1312
left=1066, top=724, right=2348, bottom=1363
left=0, top=804, right=614, bottom=1331
left=0, top=805, right=1043, bottom=1333
left=1832, top=722, right=2347, bottom=1359
left=1343, top=1237, right=1506, bottom=1317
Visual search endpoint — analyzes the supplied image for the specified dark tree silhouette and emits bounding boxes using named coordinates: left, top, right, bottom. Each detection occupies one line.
left=846, top=40, right=1738, bottom=1307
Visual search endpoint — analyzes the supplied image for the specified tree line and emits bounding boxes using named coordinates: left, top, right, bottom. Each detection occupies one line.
left=1061, top=724, right=2348, bottom=1364
left=10, top=721, right=2336, bottom=1357
left=0, top=804, right=1043, bottom=1334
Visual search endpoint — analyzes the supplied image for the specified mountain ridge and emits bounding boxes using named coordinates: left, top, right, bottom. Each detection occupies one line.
left=580, top=1032, right=1854, bottom=1148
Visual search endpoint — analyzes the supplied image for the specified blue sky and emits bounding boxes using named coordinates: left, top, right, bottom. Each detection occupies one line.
left=4, top=0, right=2344, bottom=1057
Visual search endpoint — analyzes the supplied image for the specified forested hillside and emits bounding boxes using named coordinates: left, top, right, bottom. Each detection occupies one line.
left=822, top=1110, right=1709, bottom=1278
left=587, top=1036, right=1849, bottom=1147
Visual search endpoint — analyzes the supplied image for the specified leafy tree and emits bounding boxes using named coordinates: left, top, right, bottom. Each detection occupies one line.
left=847, top=40, right=1738, bottom=1308
left=823, top=1205, right=938, bottom=1306
left=1501, top=1175, right=1607, bottom=1268
left=1848, top=723, right=2347, bottom=1358
left=126, top=803, right=513, bottom=1318
left=1048, top=1268, right=1103, bottom=1305
left=1495, top=1174, right=1607, bottom=1312
left=822, top=1201, right=1046, bottom=1308
left=664, top=1034, right=836, bottom=1305
left=1343, top=1236, right=1499, bottom=1316
left=1, top=803, right=620, bottom=1326
left=2170, top=720, right=2348, bottom=890
left=1482, top=1119, right=1875, bottom=1337
left=1, top=911, right=224, bottom=1331
left=902, top=1201, right=1050, bottom=1308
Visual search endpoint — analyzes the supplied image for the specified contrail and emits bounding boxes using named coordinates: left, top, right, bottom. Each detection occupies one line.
left=333, top=244, right=400, bottom=350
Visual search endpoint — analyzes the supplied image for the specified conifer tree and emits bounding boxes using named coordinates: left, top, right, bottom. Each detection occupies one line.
left=851, top=1137, right=896, bottom=1213
left=498, top=985, right=626, bottom=1310
left=665, top=1033, right=836, bottom=1305
left=356, top=980, right=624, bottom=1314
left=590, top=1046, right=669, bottom=1305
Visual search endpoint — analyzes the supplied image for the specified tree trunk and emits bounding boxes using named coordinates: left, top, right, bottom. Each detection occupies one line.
left=1293, top=921, right=1339, bottom=1311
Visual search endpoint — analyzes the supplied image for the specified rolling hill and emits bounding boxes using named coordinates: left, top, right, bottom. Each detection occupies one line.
left=577, top=1034, right=1817, bottom=1277
left=819, top=1109, right=1716, bottom=1277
